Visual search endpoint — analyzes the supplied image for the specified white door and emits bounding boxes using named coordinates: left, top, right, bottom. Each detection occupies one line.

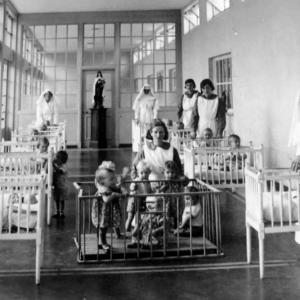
left=82, top=70, right=115, bottom=147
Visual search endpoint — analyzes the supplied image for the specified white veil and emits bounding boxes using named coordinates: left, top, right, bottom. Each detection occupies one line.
left=288, top=91, right=300, bottom=148
left=36, top=89, right=55, bottom=105
left=132, top=83, right=155, bottom=112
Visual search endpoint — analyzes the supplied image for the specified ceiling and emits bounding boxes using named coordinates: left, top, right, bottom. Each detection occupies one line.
left=11, top=0, right=192, bottom=14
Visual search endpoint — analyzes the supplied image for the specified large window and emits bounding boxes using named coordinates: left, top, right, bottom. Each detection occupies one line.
left=1, top=60, right=8, bottom=130
left=83, top=24, right=115, bottom=66
left=120, top=23, right=177, bottom=108
left=4, top=7, right=16, bottom=49
left=210, top=53, right=232, bottom=108
left=207, top=0, right=230, bottom=21
left=21, top=25, right=78, bottom=111
left=183, top=1, right=200, bottom=34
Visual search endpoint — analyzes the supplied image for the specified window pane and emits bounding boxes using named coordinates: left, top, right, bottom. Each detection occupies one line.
left=121, top=24, right=131, bottom=36
left=57, top=25, right=67, bottom=38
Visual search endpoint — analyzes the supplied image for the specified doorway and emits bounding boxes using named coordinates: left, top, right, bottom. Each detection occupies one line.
left=82, top=69, right=115, bottom=148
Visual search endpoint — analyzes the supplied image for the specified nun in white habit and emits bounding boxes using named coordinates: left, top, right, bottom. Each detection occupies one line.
left=289, top=91, right=300, bottom=171
left=35, top=89, right=58, bottom=128
left=132, top=84, right=159, bottom=151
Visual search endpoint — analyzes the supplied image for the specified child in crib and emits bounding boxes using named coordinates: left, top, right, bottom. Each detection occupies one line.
left=53, top=150, right=68, bottom=218
left=91, top=161, right=127, bottom=250
left=125, top=160, right=152, bottom=232
left=37, top=137, right=49, bottom=154
left=194, top=128, right=213, bottom=147
left=226, top=134, right=247, bottom=169
left=174, top=186, right=203, bottom=237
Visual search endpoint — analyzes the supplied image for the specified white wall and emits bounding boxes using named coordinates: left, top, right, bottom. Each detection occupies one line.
left=182, top=0, right=300, bottom=167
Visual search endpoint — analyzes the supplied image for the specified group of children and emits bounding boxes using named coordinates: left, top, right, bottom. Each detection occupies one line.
left=91, top=159, right=203, bottom=251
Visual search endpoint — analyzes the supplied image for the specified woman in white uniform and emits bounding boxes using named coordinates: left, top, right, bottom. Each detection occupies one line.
left=35, top=89, right=58, bottom=128
left=177, top=79, right=198, bottom=129
left=191, top=79, right=219, bottom=138
left=289, top=91, right=300, bottom=171
left=132, top=84, right=159, bottom=151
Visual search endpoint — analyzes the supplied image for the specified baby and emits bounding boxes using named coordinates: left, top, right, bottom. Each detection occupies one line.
left=226, top=134, right=247, bottom=169
left=139, top=195, right=168, bottom=249
left=53, top=150, right=69, bottom=218
left=195, top=128, right=213, bottom=147
left=37, top=137, right=50, bottom=154
left=126, top=160, right=152, bottom=232
left=174, top=186, right=203, bottom=237
left=91, top=161, right=126, bottom=251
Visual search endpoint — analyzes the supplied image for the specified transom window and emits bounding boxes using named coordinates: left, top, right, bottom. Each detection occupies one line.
left=207, top=0, right=230, bottom=21
left=183, top=1, right=201, bottom=34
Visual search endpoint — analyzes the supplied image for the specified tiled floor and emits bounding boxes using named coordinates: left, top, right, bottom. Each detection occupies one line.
left=1, top=148, right=300, bottom=299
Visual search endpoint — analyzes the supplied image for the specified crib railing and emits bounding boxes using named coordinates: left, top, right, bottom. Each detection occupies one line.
left=245, top=166, right=300, bottom=279
left=12, top=121, right=66, bottom=152
left=0, top=151, right=54, bottom=225
left=245, top=166, right=300, bottom=230
left=184, top=144, right=264, bottom=188
left=0, top=175, right=46, bottom=284
left=171, top=134, right=228, bottom=157
left=0, top=139, right=39, bottom=152
left=74, top=179, right=222, bottom=263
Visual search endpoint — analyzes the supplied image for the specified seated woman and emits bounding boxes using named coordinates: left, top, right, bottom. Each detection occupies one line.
left=132, top=119, right=182, bottom=179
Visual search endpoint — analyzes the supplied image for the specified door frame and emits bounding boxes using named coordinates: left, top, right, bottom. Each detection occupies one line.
left=80, top=67, right=117, bottom=147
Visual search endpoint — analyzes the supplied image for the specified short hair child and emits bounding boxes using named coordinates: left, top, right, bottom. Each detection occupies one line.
left=126, top=160, right=151, bottom=233
left=228, top=134, right=241, bottom=149
left=91, top=161, right=124, bottom=251
left=174, top=186, right=203, bottom=237
left=53, top=150, right=69, bottom=218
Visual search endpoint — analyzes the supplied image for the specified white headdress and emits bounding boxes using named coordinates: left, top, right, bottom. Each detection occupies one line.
left=36, top=89, right=54, bottom=105
left=132, top=83, right=155, bottom=111
left=288, top=91, right=300, bottom=148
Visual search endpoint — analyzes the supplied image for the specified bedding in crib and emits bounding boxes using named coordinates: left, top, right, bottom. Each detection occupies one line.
left=262, top=191, right=299, bottom=222
left=1, top=192, right=40, bottom=229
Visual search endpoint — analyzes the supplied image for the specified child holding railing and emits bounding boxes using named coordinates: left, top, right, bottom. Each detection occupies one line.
left=91, top=161, right=127, bottom=251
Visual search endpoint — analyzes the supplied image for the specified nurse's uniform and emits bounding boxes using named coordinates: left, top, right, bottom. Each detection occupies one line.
left=196, top=95, right=219, bottom=137
left=181, top=93, right=198, bottom=129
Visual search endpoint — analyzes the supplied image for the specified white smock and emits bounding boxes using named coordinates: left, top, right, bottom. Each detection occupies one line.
left=143, top=143, right=174, bottom=178
left=182, top=93, right=197, bottom=129
left=196, top=95, right=219, bottom=137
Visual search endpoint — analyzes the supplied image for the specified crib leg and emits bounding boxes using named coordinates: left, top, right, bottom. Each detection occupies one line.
left=47, top=190, right=52, bottom=225
left=258, top=233, right=265, bottom=279
left=35, top=230, right=42, bottom=285
left=246, top=224, right=251, bottom=264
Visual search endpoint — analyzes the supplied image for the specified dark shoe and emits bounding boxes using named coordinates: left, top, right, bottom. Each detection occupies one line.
left=53, top=213, right=60, bottom=219
left=59, top=212, right=65, bottom=218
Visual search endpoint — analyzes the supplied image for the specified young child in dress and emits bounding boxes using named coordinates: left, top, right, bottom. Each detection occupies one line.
left=174, top=186, right=203, bottom=237
left=53, top=150, right=68, bottom=218
left=91, top=161, right=126, bottom=251
left=125, top=160, right=152, bottom=232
